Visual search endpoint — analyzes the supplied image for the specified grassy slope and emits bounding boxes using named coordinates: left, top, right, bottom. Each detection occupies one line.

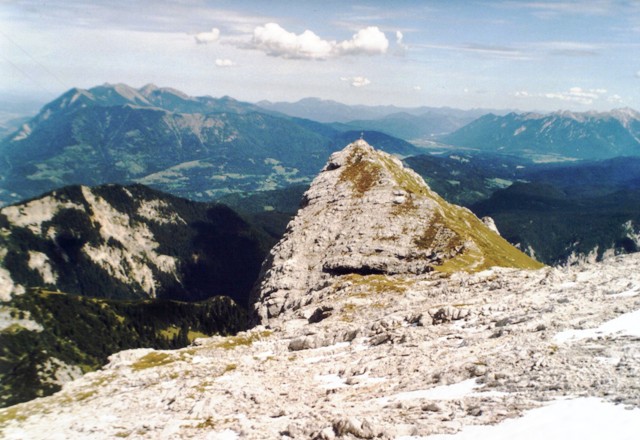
left=339, top=144, right=543, bottom=273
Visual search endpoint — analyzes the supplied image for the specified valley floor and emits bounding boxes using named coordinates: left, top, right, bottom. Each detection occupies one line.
left=2, top=254, right=640, bottom=439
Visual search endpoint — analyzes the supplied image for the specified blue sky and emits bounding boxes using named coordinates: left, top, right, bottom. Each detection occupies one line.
left=1, top=0, right=639, bottom=111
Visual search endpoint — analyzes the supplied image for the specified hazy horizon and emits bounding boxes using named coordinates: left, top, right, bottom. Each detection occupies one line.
left=2, top=0, right=639, bottom=112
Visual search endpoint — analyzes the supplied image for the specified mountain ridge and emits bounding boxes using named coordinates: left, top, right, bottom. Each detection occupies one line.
left=441, top=108, right=640, bottom=160
left=0, top=84, right=421, bottom=205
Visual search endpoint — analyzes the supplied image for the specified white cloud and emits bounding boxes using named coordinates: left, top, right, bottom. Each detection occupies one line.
left=396, top=31, right=409, bottom=54
left=251, top=23, right=333, bottom=59
left=341, top=76, right=371, bottom=87
left=509, top=1, right=614, bottom=18
left=215, top=59, right=235, bottom=67
left=607, top=94, right=623, bottom=104
left=514, top=87, right=611, bottom=105
left=335, top=26, right=389, bottom=56
left=636, top=70, right=640, bottom=78
left=413, top=85, right=422, bottom=91
left=543, top=87, right=608, bottom=105
left=247, top=23, right=388, bottom=60
left=536, top=41, right=601, bottom=56
left=416, top=42, right=529, bottom=60
left=194, top=28, right=220, bottom=44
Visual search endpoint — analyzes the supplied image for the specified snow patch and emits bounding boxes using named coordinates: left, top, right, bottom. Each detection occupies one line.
left=513, top=126, right=526, bottom=136
left=401, top=397, right=640, bottom=440
left=378, top=379, right=481, bottom=404
left=555, top=308, right=640, bottom=343
left=206, top=429, right=239, bottom=440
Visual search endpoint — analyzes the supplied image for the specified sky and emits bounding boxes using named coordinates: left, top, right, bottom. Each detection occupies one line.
left=1, top=0, right=640, bottom=112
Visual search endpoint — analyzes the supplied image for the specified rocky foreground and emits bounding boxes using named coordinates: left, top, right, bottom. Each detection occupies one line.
left=1, top=253, right=639, bottom=439
left=1, top=141, right=639, bottom=439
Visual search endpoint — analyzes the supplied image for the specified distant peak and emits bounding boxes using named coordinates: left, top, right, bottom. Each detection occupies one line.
left=138, top=84, right=159, bottom=95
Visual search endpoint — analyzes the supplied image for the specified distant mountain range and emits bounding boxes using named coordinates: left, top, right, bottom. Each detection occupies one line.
left=256, top=97, right=508, bottom=141
left=0, top=84, right=421, bottom=205
left=256, top=97, right=504, bottom=124
left=440, top=109, right=640, bottom=161
left=4, top=85, right=640, bottom=209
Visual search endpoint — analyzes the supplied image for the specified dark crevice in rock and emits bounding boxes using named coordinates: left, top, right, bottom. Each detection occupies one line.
left=322, top=264, right=389, bottom=276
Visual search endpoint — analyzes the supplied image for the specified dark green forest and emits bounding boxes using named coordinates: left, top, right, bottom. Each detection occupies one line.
left=0, top=289, right=246, bottom=408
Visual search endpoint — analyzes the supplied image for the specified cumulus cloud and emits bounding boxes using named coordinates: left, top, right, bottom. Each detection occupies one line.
left=194, top=28, right=220, bottom=44
left=215, top=59, right=235, bottom=67
left=248, top=23, right=388, bottom=59
left=251, top=23, right=333, bottom=59
left=335, top=26, right=389, bottom=56
left=341, top=76, right=371, bottom=87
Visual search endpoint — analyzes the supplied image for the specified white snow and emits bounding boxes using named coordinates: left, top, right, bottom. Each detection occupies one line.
left=555, top=308, right=640, bottom=343
left=402, top=397, right=640, bottom=440
left=206, top=429, right=239, bottom=440
left=378, top=379, right=480, bottom=404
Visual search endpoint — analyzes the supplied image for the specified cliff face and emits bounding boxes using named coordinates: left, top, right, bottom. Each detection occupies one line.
left=252, top=140, right=542, bottom=323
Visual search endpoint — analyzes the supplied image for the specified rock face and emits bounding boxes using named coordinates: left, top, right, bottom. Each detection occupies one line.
left=0, top=183, right=270, bottom=304
left=252, top=140, right=542, bottom=323
left=2, top=253, right=640, bottom=439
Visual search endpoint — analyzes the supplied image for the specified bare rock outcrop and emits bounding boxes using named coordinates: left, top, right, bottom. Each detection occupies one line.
left=251, top=140, right=542, bottom=323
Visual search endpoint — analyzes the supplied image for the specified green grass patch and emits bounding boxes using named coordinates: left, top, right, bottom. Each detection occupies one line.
left=214, top=330, right=272, bottom=350
left=131, top=352, right=175, bottom=371
left=223, top=363, right=237, bottom=373
left=338, top=146, right=383, bottom=196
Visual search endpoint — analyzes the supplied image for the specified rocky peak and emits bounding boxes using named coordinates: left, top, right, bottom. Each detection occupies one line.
left=252, top=140, right=542, bottom=323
